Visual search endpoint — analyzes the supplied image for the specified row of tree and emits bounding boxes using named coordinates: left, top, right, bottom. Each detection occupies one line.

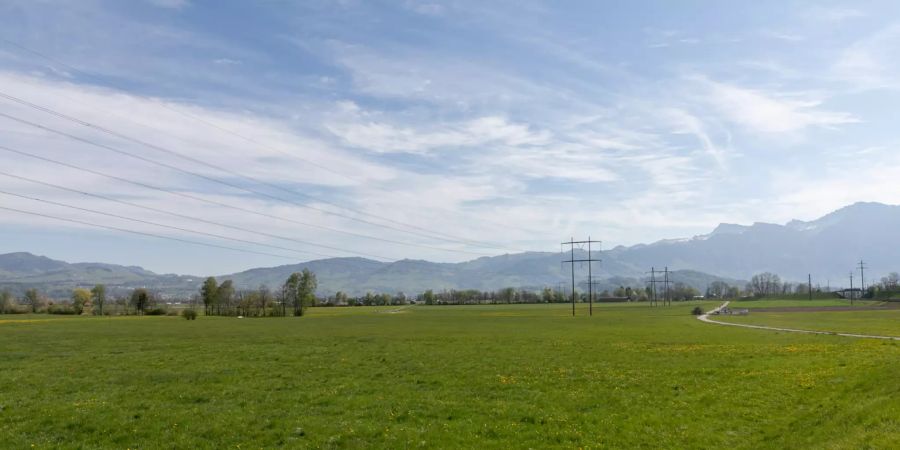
left=4, top=270, right=899, bottom=315
left=199, top=269, right=318, bottom=317
left=742, top=271, right=900, bottom=298
left=0, top=284, right=164, bottom=315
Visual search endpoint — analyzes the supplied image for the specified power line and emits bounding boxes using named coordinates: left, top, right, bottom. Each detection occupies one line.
left=0, top=205, right=297, bottom=260
left=0, top=37, right=540, bottom=242
left=561, top=237, right=601, bottom=316
left=0, top=109, right=503, bottom=255
left=0, top=143, right=487, bottom=256
left=0, top=170, right=392, bottom=261
left=0, top=188, right=341, bottom=259
left=1, top=91, right=476, bottom=247
left=0, top=38, right=352, bottom=180
left=647, top=266, right=672, bottom=306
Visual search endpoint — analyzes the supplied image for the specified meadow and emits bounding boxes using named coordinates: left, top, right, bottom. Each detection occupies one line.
left=1, top=302, right=898, bottom=449
left=717, top=307, right=900, bottom=337
left=727, top=298, right=880, bottom=309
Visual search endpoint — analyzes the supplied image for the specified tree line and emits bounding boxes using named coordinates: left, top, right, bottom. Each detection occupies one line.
left=4, top=269, right=899, bottom=315
left=0, top=284, right=170, bottom=315
left=199, top=269, right=317, bottom=317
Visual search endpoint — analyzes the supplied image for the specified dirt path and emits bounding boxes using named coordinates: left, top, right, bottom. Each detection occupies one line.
left=698, top=301, right=900, bottom=341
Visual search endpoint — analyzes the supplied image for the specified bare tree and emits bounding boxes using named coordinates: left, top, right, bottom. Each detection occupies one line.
left=749, top=273, right=782, bottom=297
left=24, top=288, right=43, bottom=313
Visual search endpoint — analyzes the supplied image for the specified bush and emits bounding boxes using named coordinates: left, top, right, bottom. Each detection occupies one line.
left=145, top=307, right=168, bottom=316
left=182, top=309, right=198, bottom=320
left=691, top=306, right=704, bottom=316
left=47, top=305, right=77, bottom=315
left=1, top=305, right=28, bottom=314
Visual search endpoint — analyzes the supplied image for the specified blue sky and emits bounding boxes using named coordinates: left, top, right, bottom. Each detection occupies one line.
left=1, top=0, right=899, bottom=275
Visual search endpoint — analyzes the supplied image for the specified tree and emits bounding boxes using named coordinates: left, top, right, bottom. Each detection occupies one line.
left=24, top=288, right=43, bottom=313
left=881, top=272, right=899, bottom=290
left=91, top=284, right=107, bottom=316
left=541, top=287, right=555, bottom=303
left=237, top=290, right=257, bottom=317
left=0, top=290, right=13, bottom=314
left=297, top=269, right=317, bottom=315
left=282, top=272, right=301, bottom=315
left=257, top=285, right=272, bottom=316
left=334, top=291, right=348, bottom=306
left=726, top=286, right=741, bottom=299
left=707, top=281, right=731, bottom=298
left=130, top=288, right=151, bottom=315
left=200, top=277, right=218, bottom=316
left=499, top=287, right=516, bottom=304
left=669, top=282, right=699, bottom=301
left=216, top=280, right=235, bottom=315
left=71, top=288, right=91, bottom=315
left=749, top=272, right=782, bottom=297
left=422, top=289, right=435, bottom=305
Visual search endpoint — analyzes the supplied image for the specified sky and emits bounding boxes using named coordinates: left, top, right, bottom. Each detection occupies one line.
left=1, top=0, right=899, bottom=275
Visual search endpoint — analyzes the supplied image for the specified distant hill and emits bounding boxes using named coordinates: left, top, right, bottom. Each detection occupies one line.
left=605, top=202, right=900, bottom=282
left=1, top=202, right=897, bottom=297
left=217, top=252, right=742, bottom=296
left=0, top=252, right=200, bottom=299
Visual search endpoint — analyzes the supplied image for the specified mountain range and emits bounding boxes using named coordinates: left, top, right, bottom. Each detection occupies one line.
left=0, top=202, right=896, bottom=298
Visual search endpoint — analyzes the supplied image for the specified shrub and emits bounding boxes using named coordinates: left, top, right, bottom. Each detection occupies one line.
left=47, top=305, right=77, bottom=315
left=182, top=309, right=198, bottom=320
left=691, top=306, right=704, bottom=316
left=145, top=307, right=168, bottom=316
left=1, top=305, right=28, bottom=314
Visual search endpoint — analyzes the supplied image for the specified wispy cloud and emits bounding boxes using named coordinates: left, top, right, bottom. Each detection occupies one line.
left=833, top=23, right=900, bottom=91
left=759, top=29, right=805, bottom=42
left=695, top=77, right=858, bottom=133
left=805, top=6, right=865, bottom=23
left=146, top=0, right=191, bottom=10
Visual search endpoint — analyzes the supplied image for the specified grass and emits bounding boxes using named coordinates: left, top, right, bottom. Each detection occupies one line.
left=717, top=309, right=900, bottom=337
left=1, top=302, right=899, bottom=448
left=728, top=298, right=880, bottom=309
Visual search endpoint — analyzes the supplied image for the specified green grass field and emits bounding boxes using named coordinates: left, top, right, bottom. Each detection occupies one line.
left=717, top=308, right=900, bottom=337
left=727, top=298, right=880, bottom=309
left=2, top=302, right=899, bottom=448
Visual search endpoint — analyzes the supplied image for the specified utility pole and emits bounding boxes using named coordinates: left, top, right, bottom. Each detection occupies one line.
left=570, top=238, right=575, bottom=316
left=663, top=266, right=672, bottom=306
left=561, top=237, right=602, bottom=316
left=648, top=267, right=658, bottom=306
left=587, top=238, right=594, bottom=316
left=849, top=272, right=854, bottom=306
left=808, top=274, right=812, bottom=301
left=858, top=260, right=867, bottom=294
